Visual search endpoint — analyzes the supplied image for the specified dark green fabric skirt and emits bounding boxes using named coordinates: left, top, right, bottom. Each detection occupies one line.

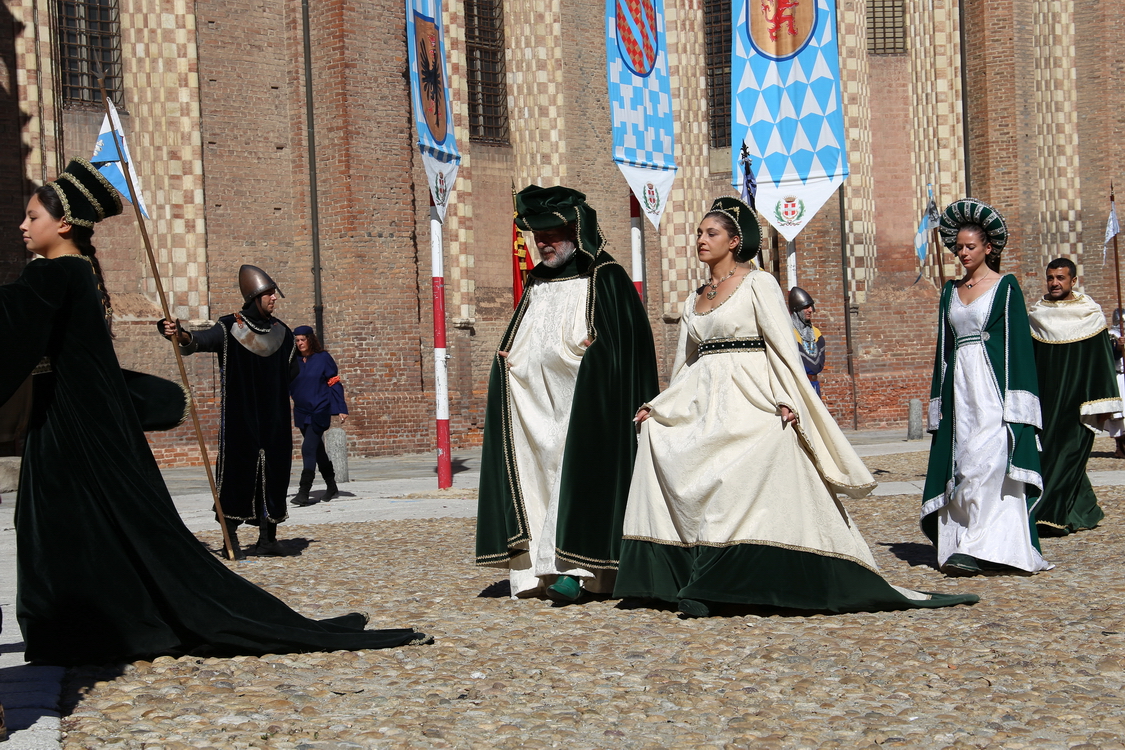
left=1033, top=334, right=1117, bottom=536
left=614, top=539, right=979, bottom=613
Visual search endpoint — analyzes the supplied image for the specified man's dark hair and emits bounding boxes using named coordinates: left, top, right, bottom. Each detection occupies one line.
left=1047, top=257, right=1077, bottom=278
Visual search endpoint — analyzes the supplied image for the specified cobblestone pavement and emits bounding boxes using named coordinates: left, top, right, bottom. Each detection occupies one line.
left=57, top=484, right=1125, bottom=748
left=4, top=432, right=1124, bottom=749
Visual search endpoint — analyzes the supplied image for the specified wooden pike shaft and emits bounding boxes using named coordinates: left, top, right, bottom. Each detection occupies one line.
left=96, top=76, right=239, bottom=561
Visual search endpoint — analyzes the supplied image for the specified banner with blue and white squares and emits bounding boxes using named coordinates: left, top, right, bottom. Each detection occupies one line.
left=607, top=0, right=677, bottom=228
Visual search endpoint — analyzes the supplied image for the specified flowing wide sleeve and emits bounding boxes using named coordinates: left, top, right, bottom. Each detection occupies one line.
left=997, top=279, right=1042, bottom=429
left=0, top=258, right=69, bottom=405
left=750, top=271, right=876, bottom=498
left=928, top=282, right=955, bottom=432
left=665, top=295, right=698, bottom=387
left=324, top=352, right=348, bottom=415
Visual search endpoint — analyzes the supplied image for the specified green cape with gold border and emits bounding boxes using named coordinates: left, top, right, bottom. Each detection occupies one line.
left=475, top=250, right=659, bottom=571
left=1029, top=294, right=1122, bottom=535
left=921, top=276, right=1044, bottom=547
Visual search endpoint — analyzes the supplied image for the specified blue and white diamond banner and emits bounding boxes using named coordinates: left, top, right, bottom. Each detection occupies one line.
left=406, top=0, right=460, bottom=222
left=606, top=0, right=677, bottom=229
left=731, top=0, right=848, bottom=240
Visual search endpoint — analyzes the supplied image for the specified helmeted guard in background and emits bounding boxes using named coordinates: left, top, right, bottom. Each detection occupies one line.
left=475, top=185, right=659, bottom=602
left=789, top=287, right=825, bottom=396
left=159, top=265, right=297, bottom=555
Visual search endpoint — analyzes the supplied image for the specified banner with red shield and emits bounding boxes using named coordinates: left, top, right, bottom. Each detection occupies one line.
left=606, top=0, right=677, bottom=229
left=730, top=0, right=849, bottom=240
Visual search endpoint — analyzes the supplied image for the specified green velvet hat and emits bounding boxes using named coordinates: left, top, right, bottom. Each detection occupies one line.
left=706, top=196, right=762, bottom=261
left=938, top=197, right=1008, bottom=252
left=47, top=157, right=123, bottom=228
left=514, top=184, right=606, bottom=260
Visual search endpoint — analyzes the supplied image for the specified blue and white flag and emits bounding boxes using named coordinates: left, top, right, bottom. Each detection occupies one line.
left=606, top=0, right=676, bottom=228
left=90, top=99, right=149, bottom=218
left=731, top=0, right=848, bottom=240
left=738, top=144, right=757, bottom=209
left=406, top=0, right=460, bottom=222
left=913, top=184, right=940, bottom=263
left=1105, top=199, right=1120, bottom=265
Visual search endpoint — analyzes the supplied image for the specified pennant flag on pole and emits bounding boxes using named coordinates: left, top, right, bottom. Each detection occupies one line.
left=731, top=0, right=849, bottom=240
left=913, top=211, right=929, bottom=265
left=738, top=143, right=757, bottom=209
left=1105, top=199, right=1120, bottom=265
left=90, top=100, right=149, bottom=218
left=913, top=184, right=940, bottom=264
left=406, top=0, right=461, bottom=222
left=606, top=0, right=677, bottom=229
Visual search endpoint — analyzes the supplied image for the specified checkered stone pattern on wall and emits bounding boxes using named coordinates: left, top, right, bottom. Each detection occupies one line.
left=836, top=0, right=875, bottom=302
left=1032, top=0, right=1084, bottom=276
left=906, top=0, right=967, bottom=285
left=118, top=0, right=209, bottom=320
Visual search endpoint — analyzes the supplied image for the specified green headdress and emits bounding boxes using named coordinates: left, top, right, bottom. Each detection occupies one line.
left=47, top=157, right=123, bottom=228
left=706, top=196, right=762, bottom=262
left=514, top=184, right=606, bottom=261
left=938, top=197, right=1008, bottom=251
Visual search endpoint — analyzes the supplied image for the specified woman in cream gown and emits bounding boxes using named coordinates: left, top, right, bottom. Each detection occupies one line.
left=613, top=197, right=978, bottom=616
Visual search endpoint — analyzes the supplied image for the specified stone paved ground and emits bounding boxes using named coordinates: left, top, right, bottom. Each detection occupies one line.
left=58, top=479, right=1125, bottom=749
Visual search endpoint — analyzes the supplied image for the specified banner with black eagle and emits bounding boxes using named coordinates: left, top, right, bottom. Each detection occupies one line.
left=406, top=0, right=461, bottom=221
left=731, top=0, right=848, bottom=240
left=606, top=0, right=677, bottom=228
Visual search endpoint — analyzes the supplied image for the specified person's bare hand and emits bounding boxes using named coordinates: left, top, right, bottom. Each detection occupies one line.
left=780, top=405, right=798, bottom=429
left=338, top=413, right=348, bottom=424
left=634, top=407, right=651, bottom=424
left=161, top=319, right=189, bottom=345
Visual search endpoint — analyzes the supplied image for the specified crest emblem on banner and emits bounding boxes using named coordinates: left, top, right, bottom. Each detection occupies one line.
left=641, top=182, right=660, bottom=213
left=774, top=196, right=806, bottom=226
left=748, top=0, right=816, bottom=61
left=414, top=14, right=448, bottom=142
left=616, top=0, right=659, bottom=75
left=434, top=170, right=450, bottom=205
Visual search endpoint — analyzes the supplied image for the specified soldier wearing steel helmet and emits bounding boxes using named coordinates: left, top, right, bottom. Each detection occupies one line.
left=158, top=265, right=298, bottom=556
left=788, top=286, right=825, bottom=396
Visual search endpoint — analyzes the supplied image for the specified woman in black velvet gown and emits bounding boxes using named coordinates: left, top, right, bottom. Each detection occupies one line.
left=1, top=158, right=427, bottom=666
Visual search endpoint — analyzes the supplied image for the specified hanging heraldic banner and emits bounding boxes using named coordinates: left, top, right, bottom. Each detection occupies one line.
left=731, top=0, right=848, bottom=240
left=606, top=0, right=677, bottom=228
left=406, top=0, right=461, bottom=222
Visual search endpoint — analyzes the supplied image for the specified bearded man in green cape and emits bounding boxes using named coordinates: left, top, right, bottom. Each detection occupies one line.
left=475, top=185, right=659, bottom=602
left=1028, top=257, right=1123, bottom=536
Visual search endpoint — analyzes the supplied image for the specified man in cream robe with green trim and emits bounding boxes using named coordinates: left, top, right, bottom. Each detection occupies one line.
left=475, top=185, right=659, bottom=602
left=1028, top=258, right=1123, bottom=536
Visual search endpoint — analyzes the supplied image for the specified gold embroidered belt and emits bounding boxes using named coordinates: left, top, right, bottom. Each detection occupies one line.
left=698, top=337, right=765, bottom=356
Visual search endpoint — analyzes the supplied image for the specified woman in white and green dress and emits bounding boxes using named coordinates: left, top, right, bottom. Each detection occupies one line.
left=613, top=197, right=979, bottom=616
left=921, top=198, right=1051, bottom=576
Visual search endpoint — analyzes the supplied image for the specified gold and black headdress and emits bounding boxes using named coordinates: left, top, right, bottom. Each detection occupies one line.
left=46, top=157, right=123, bottom=228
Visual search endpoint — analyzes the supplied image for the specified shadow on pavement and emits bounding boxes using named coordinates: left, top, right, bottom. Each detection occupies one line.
left=879, top=541, right=939, bottom=569
left=58, top=663, right=126, bottom=722
left=477, top=580, right=511, bottom=598
left=434, top=457, right=472, bottom=476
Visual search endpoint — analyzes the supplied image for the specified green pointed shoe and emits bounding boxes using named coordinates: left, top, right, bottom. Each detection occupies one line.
left=941, top=553, right=981, bottom=577
left=678, top=599, right=712, bottom=618
left=546, top=575, right=582, bottom=603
